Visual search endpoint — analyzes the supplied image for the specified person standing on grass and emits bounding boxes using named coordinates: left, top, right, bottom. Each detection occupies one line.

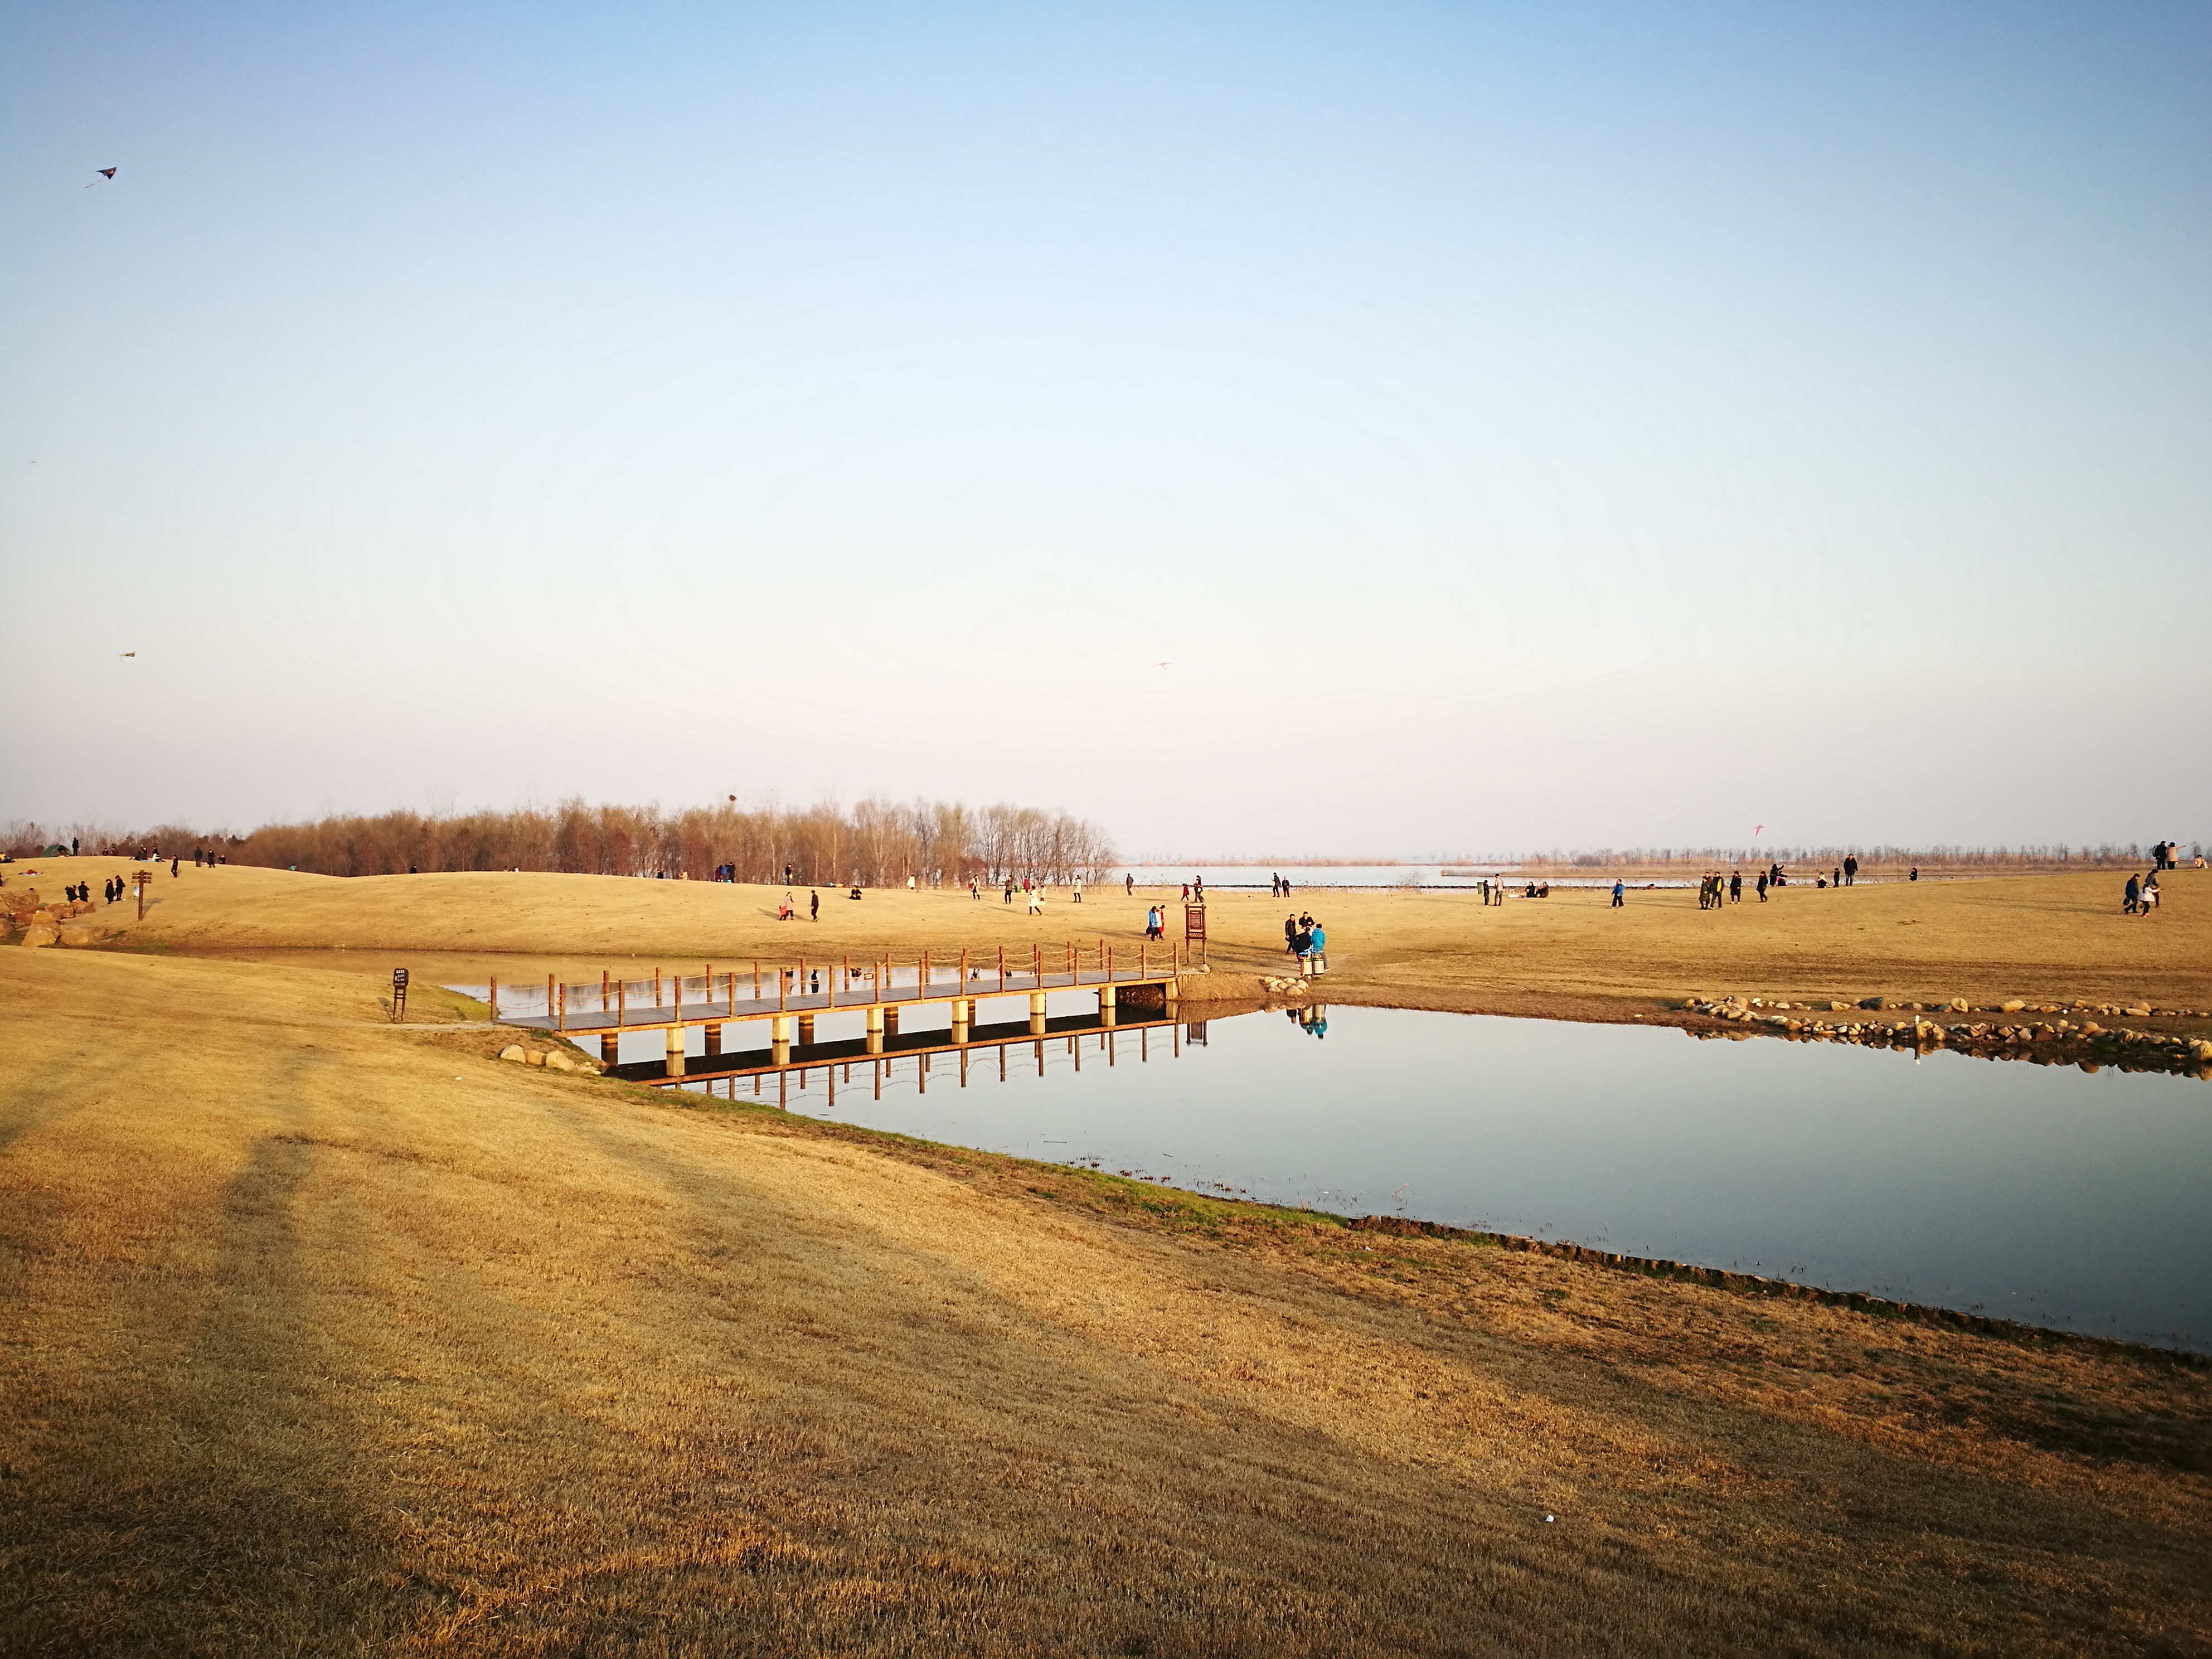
left=1283, top=913, right=1299, bottom=955
left=2123, top=873, right=2141, bottom=914
left=1611, top=879, right=1624, bottom=908
left=1730, top=871, right=1742, bottom=903
left=1309, top=921, right=1327, bottom=972
left=809, top=889, right=819, bottom=921
left=1126, top=872, right=1134, bottom=895
left=1757, top=871, right=1769, bottom=903
left=1845, top=854, right=1858, bottom=886
left=2143, top=871, right=2161, bottom=911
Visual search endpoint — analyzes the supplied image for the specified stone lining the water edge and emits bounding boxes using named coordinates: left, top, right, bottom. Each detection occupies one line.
left=1677, top=996, right=2210, bottom=1076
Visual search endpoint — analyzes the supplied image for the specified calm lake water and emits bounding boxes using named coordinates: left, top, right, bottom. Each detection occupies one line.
left=670, top=1003, right=2211, bottom=1352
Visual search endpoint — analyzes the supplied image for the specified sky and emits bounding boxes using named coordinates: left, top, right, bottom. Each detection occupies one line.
left=3, top=1, right=2206, bottom=857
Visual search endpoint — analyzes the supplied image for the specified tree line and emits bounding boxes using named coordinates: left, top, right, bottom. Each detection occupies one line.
left=1, top=798, right=1117, bottom=886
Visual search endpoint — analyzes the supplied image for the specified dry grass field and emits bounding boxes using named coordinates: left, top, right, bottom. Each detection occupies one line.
left=15, top=856, right=2210, bottom=1018
left=3, top=860, right=2208, bottom=1653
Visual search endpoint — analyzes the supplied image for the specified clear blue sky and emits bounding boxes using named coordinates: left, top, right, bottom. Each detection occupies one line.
left=4, top=2, right=2206, bottom=855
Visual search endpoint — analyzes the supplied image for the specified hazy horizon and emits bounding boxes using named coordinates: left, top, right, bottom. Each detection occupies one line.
left=5, top=3, right=2207, bottom=853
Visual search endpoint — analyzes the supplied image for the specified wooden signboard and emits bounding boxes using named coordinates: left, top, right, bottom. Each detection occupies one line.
left=1183, top=903, right=1207, bottom=964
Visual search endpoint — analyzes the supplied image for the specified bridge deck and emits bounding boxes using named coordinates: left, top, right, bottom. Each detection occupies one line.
left=617, top=1008, right=1188, bottom=1086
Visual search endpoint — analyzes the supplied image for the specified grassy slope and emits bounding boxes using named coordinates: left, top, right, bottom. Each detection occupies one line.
left=2, top=940, right=2208, bottom=1655
left=22, top=856, right=2212, bottom=1014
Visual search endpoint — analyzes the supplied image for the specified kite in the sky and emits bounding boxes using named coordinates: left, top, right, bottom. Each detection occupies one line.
left=86, top=168, right=117, bottom=188
left=120, top=651, right=135, bottom=658
left=1753, top=824, right=1764, bottom=837
left=98, top=168, right=116, bottom=178
left=1151, top=661, right=1172, bottom=670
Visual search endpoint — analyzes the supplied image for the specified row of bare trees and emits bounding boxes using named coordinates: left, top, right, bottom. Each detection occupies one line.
left=2, top=799, right=1117, bottom=887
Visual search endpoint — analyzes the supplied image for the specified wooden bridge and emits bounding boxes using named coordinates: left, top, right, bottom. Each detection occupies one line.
left=489, top=940, right=1187, bottom=1076
left=636, top=1006, right=1205, bottom=1098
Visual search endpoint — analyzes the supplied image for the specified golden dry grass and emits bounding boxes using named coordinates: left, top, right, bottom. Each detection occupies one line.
left=30, top=855, right=2212, bottom=1022
left=3, top=915, right=2210, bottom=1652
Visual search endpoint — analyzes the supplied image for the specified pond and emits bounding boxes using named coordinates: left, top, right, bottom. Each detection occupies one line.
left=671, top=1002, right=2212, bottom=1352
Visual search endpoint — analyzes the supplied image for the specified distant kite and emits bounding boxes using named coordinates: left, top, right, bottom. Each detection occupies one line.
left=120, top=651, right=135, bottom=658
left=1151, top=661, right=1172, bottom=670
left=86, top=168, right=117, bottom=188
left=1753, top=824, right=1764, bottom=837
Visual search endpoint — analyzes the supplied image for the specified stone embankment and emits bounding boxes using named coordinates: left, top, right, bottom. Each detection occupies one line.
left=1680, top=992, right=2212, bottom=1075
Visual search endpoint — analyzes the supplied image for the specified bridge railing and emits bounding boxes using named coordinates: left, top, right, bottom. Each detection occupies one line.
left=486, top=938, right=1185, bottom=1027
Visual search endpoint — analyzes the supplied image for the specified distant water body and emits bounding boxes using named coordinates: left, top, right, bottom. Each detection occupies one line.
left=1107, top=864, right=1692, bottom=890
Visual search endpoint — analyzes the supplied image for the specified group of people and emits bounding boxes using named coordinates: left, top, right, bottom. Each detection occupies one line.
left=1268, top=872, right=1294, bottom=896
left=2123, top=871, right=2162, bottom=915
left=2150, top=840, right=2198, bottom=870
left=1283, top=910, right=1327, bottom=973
left=1695, top=872, right=1742, bottom=909
left=775, top=889, right=820, bottom=921
left=1002, top=876, right=1055, bottom=912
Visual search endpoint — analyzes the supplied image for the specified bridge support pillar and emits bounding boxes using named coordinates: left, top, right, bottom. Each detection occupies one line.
left=865, top=1006, right=885, bottom=1054
left=884, top=1006, right=900, bottom=1036
left=950, top=998, right=969, bottom=1042
left=600, top=1032, right=619, bottom=1071
left=771, top=1015, right=793, bottom=1065
left=1099, top=984, right=1117, bottom=1026
left=704, top=1023, right=721, bottom=1056
left=664, top=1026, right=686, bottom=1079
left=797, top=1014, right=815, bottom=1046
left=1029, top=991, right=1048, bottom=1036
left=1163, top=977, right=1177, bottom=1012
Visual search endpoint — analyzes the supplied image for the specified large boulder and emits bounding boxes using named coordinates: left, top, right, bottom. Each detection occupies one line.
left=21, top=924, right=58, bottom=949
left=58, top=924, right=93, bottom=947
left=544, top=1051, right=575, bottom=1073
left=498, top=1045, right=527, bottom=1063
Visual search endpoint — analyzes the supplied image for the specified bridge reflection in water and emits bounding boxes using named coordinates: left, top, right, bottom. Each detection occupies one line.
left=648, top=1008, right=1215, bottom=1106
